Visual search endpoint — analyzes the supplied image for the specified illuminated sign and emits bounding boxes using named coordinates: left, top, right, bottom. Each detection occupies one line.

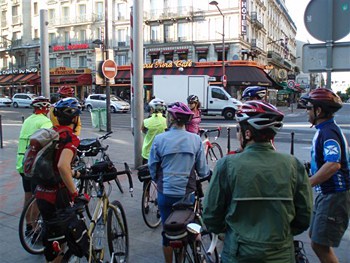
left=49, top=67, right=92, bottom=75
left=52, top=43, right=90, bottom=52
left=241, top=0, right=247, bottom=35
left=0, top=68, right=38, bottom=75
left=144, top=60, right=193, bottom=69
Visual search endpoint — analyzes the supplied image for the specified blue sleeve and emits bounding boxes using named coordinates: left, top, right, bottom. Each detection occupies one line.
left=148, top=137, right=160, bottom=181
left=323, top=139, right=341, bottom=163
left=195, top=136, right=209, bottom=177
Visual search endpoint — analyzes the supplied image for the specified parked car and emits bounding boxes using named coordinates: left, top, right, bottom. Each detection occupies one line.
left=50, top=93, right=85, bottom=110
left=85, top=94, right=130, bottom=113
left=0, top=96, right=12, bottom=107
left=12, top=93, right=37, bottom=108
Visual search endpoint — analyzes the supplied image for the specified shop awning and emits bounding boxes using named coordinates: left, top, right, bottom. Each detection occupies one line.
left=50, top=74, right=92, bottom=85
left=226, top=66, right=282, bottom=89
left=0, top=73, right=40, bottom=85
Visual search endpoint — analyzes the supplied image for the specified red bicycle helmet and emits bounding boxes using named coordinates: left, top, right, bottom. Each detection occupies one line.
left=58, top=85, right=74, bottom=97
left=235, top=100, right=284, bottom=132
left=168, top=102, right=194, bottom=124
left=300, top=88, right=342, bottom=113
left=30, top=96, right=51, bottom=110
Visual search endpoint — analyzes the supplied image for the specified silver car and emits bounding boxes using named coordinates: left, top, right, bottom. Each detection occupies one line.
left=85, top=94, right=130, bottom=113
left=12, top=93, right=37, bottom=108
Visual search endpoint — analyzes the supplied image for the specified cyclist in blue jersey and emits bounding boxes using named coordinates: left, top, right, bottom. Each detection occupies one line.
left=148, top=102, right=209, bottom=263
left=301, top=88, right=350, bottom=262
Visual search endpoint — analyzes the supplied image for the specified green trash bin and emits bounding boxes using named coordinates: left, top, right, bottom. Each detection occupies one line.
left=90, top=108, right=107, bottom=131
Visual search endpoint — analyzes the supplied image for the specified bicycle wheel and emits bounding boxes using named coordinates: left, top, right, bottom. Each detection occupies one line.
left=206, top=142, right=223, bottom=169
left=18, top=196, right=45, bottom=254
left=196, top=236, right=219, bottom=263
left=141, top=180, right=161, bottom=229
left=107, top=200, right=129, bottom=263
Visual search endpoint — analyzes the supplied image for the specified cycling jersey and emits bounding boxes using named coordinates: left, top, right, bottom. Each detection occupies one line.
left=186, top=109, right=201, bottom=134
left=310, top=118, right=350, bottom=194
left=148, top=127, right=209, bottom=197
left=141, top=112, right=167, bottom=160
left=16, top=113, right=53, bottom=174
left=203, top=142, right=313, bottom=263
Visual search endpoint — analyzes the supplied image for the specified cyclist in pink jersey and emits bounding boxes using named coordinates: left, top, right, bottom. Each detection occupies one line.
left=186, top=95, right=201, bottom=134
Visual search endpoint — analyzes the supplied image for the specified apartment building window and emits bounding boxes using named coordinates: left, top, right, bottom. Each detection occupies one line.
left=64, top=32, right=70, bottom=44
left=196, top=20, right=208, bottom=41
left=117, top=3, right=126, bottom=20
left=178, top=23, right=188, bottom=42
left=116, top=54, right=126, bottom=65
left=33, top=2, right=38, bottom=16
left=96, top=2, right=103, bottom=20
left=49, top=33, right=56, bottom=44
left=50, top=58, right=57, bottom=68
left=79, top=30, right=86, bottom=42
left=79, top=56, right=87, bottom=67
left=151, top=25, right=160, bottom=42
left=1, top=11, right=6, bottom=28
left=48, top=9, right=55, bottom=23
left=164, top=24, right=174, bottom=43
left=34, top=29, right=39, bottom=39
left=19, top=55, right=26, bottom=68
left=79, top=4, right=86, bottom=22
left=62, top=6, right=69, bottom=21
left=63, top=57, right=71, bottom=67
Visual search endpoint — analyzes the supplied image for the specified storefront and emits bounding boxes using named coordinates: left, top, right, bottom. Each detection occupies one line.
left=113, top=60, right=281, bottom=101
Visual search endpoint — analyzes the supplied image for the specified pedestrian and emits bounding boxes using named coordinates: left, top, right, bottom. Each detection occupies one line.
left=50, top=85, right=82, bottom=136
left=301, top=88, right=350, bottom=262
left=141, top=98, right=167, bottom=164
left=241, top=86, right=267, bottom=101
left=16, top=96, right=53, bottom=235
left=148, top=102, right=209, bottom=263
left=203, top=100, right=313, bottom=263
left=35, top=98, right=88, bottom=262
left=186, top=95, right=201, bottom=134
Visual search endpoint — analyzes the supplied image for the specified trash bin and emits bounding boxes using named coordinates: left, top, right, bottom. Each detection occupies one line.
left=90, top=108, right=107, bottom=131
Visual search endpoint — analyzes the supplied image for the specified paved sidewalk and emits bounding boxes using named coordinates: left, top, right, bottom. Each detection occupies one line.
left=1, top=113, right=350, bottom=263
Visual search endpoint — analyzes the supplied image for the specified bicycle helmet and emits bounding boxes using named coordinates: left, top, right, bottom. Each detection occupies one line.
left=30, top=96, right=51, bottom=110
left=53, top=97, right=81, bottom=119
left=58, top=85, right=74, bottom=97
left=168, top=102, right=194, bottom=124
left=242, top=86, right=267, bottom=101
left=300, top=88, right=342, bottom=113
left=235, top=100, right=284, bottom=132
left=148, top=98, right=166, bottom=113
left=187, top=95, right=199, bottom=104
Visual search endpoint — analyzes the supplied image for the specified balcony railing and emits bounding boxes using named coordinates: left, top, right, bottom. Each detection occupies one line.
left=145, top=6, right=193, bottom=21
left=250, top=12, right=264, bottom=29
left=251, top=39, right=263, bottom=50
left=50, top=13, right=103, bottom=27
left=267, top=50, right=284, bottom=65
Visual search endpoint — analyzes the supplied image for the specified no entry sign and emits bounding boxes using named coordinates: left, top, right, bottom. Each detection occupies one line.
left=102, top=59, right=118, bottom=80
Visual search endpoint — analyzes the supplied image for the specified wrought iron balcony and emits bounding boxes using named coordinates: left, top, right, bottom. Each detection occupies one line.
left=250, top=12, right=264, bottom=29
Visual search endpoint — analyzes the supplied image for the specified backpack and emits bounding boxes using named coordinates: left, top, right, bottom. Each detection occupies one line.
left=23, top=128, right=61, bottom=185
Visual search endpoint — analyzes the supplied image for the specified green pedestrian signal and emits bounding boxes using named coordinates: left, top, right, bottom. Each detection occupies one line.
left=342, top=3, right=349, bottom=11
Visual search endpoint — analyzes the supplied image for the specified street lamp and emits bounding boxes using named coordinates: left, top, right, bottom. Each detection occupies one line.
left=267, top=38, right=283, bottom=46
left=209, top=1, right=226, bottom=88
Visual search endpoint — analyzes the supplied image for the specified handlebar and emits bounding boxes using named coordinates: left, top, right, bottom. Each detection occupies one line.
left=99, top=131, right=113, bottom=141
left=199, top=127, right=221, bottom=140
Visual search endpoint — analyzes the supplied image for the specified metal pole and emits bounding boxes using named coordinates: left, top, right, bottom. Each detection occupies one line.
left=0, top=115, right=3, bottom=148
left=133, top=0, right=144, bottom=168
left=40, top=10, right=50, bottom=98
left=105, top=0, right=112, bottom=132
left=222, top=12, right=225, bottom=87
left=326, top=0, right=333, bottom=90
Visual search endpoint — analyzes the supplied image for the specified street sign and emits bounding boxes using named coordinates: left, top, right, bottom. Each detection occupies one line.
left=302, top=42, right=350, bottom=72
left=287, top=80, right=295, bottom=89
left=222, top=74, right=227, bottom=88
left=102, top=59, right=118, bottom=80
left=304, top=0, right=350, bottom=42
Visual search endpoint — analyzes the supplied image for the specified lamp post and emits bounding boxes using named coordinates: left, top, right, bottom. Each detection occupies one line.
left=209, top=1, right=226, bottom=88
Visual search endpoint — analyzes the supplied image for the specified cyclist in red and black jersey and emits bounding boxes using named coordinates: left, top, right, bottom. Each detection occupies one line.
left=35, top=98, right=84, bottom=262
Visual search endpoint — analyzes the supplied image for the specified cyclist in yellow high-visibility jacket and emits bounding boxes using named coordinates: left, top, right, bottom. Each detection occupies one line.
left=50, top=85, right=82, bottom=136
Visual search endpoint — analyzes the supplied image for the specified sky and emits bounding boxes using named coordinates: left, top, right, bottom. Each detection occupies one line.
left=285, top=0, right=350, bottom=82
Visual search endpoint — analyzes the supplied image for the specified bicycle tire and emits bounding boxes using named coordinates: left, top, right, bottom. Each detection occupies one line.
left=18, top=196, right=45, bottom=254
left=206, top=142, right=223, bottom=169
left=141, top=180, right=161, bottom=229
left=107, top=200, right=129, bottom=263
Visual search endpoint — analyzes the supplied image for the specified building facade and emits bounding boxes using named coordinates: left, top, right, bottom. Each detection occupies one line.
left=0, top=0, right=298, bottom=99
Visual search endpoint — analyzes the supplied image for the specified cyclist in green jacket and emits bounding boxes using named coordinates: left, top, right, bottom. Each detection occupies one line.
left=203, top=100, right=313, bottom=263
left=16, top=96, right=52, bottom=233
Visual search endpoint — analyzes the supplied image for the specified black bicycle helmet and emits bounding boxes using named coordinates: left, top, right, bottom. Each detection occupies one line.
left=235, top=100, right=284, bottom=133
left=242, top=86, right=267, bottom=101
left=187, top=95, right=199, bottom=104
left=168, top=102, right=194, bottom=124
left=53, top=97, right=81, bottom=119
left=300, top=88, right=342, bottom=113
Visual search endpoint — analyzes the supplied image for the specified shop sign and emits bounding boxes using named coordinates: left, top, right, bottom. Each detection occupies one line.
left=49, top=66, right=91, bottom=75
left=52, top=43, right=89, bottom=52
left=241, top=0, right=248, bottom=35
left=0, top=67, right=38, bottom=75
left=144, top=60, right=193, bottom=69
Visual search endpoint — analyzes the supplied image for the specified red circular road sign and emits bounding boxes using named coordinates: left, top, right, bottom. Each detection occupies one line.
left=287, top=80, right=295, bottom=89
left=102, top=59, right=118, bottom=79
left=222, top=74, right=227, bottom=87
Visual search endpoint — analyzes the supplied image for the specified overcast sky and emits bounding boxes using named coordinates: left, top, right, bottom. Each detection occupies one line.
left=285, top=0, right=350, bottom=82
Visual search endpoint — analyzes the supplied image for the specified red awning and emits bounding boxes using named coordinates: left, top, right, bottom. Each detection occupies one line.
left=215, top=47, right=229, bottom=52
left=0, top=75, right=14, bottom=84
left=162, top=50, right=174, bottom=55
left=148, top=51, right=160, bottom=55
left=0, top=73, right=40, bottom=85
left=195, top=48, right=209, bottom=54
left=175, top=49, right=189, bottom=54
left=50, top=74, right=92, bottom=85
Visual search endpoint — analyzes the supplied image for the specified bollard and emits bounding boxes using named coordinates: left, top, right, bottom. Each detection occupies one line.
left=98, top=109, right=102, bottom=132
left=22, top=115, right=24, bottom=123
left=0, top=115, right=3, bottom=148
left=227, top=127, right=231, bottom=154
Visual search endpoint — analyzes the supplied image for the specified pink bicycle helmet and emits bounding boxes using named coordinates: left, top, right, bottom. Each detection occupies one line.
left=31, top=96, right=51, bottom=110
left=235, top=100, right=284, bottom=132
left=168, top=102, right=194, bottom=124
left=58, top=85, right=74, bottom=97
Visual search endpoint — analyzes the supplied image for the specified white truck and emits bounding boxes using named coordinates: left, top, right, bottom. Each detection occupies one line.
left=152, top=75, right=242, bottom=119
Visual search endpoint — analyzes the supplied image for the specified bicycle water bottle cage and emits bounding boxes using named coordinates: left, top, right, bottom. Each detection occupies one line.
left=78, top=138, right=101, bottom=157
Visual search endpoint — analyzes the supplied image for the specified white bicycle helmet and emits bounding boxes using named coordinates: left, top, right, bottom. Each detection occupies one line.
left=149, top=98, right=166, bottom=113
left=31, top=96, right=51, bottom=110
